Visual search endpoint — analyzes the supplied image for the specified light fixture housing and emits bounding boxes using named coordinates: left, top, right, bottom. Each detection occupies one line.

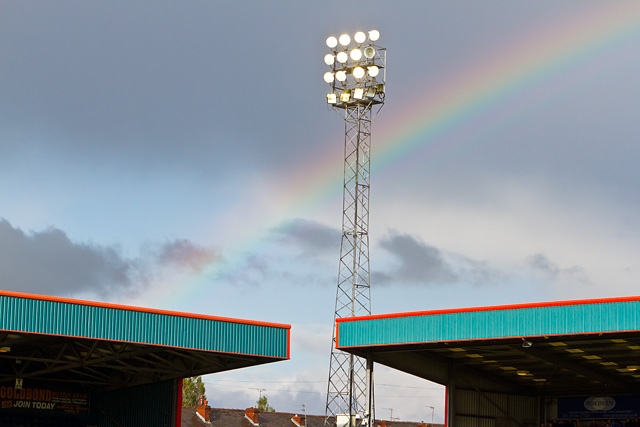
left=363, top=46, right=376, bottom=59
left=324, top=54, right=335, bottom=65
left=323, top=31, right=385, bottom=108
left=350, top=48, right=362, bottom=61
left=366, top=87, right=376, bottom=98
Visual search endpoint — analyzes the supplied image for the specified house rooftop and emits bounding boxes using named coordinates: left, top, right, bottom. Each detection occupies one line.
left=181, top=407, right=443, bottom=427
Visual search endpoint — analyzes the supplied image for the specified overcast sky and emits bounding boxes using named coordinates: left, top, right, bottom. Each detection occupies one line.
left=2, top=1, right=640, bottom=423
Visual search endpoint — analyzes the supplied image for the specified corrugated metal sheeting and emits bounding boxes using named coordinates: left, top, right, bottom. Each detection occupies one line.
left=0, top=292, right=289, bottom=358
left=453, top=389, right=537, bottom=427
left=337, top=298, right=640, bottom=347
left=95, top=379, right=177, bottom=427
left=334, top=297, right=640, bottom=427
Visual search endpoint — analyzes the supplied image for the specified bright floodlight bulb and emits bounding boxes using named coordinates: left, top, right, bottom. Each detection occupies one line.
left=339, top=34, right=351, bottom=46
left=326, top=36, right=338, bottom=48
left=327, top=93, right=337, bottom=104
left=354, top=31, right=366, bottom=44
left=324, top=54, right=335, bottom=65
left=336, top=51, right=348, bottom=63
left=335, top=70, right=347, bottom=81
left=324, top=72, right=335, bottom=83
left=367, top=65, right=379, bottom=77
left=363, top=46, right=376, bottom=59
left=353, top=66, right=365, bottom=79
left=368, top=30, right=380, bottom=41
left=350, top=48, right=362, bottom=61
left=354, top=88, right=364, bottom=99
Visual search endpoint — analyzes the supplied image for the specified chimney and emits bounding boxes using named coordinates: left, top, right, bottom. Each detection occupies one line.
left=245, top=407, right=260, bottom=426
left=291, top=414, right=306, bottom=427
left=195, top=398, right=211, bottom=423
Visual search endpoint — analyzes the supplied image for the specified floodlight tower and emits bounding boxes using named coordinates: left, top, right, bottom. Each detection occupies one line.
left=323, top=30, right=386, bottom=427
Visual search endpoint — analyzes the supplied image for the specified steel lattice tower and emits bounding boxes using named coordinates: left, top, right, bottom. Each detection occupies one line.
left=322, top=30, right=386, bottom=427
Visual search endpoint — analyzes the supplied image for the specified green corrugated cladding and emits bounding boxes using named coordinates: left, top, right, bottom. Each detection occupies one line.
left=336, top=298, right=640, bottom=348
left=0, top=293, right=289, bottom=358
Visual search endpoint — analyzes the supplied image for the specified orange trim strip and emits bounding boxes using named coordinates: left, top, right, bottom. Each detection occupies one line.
left=0, top=290, right=290, bottom=330
left=336, top=295, right=640, bottom=323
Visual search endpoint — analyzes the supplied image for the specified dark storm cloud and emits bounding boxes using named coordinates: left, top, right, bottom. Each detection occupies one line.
left=270, top=219, right=340, bottom=257
left=373, top=231, right=458, bottom=285
left=372, top=231, right=506, bottom=287
left=2, top=1, right=638, bottom=203
left=0, top=219, right=218, bottom=298
left=255, top=223, right=505, bottom=288
left=0, top=1, right=329, bottom=174
left=0, top=218, right=134, bottom=297
left=526, top=253, right=587, bottom=283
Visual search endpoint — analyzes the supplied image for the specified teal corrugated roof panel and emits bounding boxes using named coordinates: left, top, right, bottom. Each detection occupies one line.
left=336, top=296, right=640, bottom=348
left=0, top=291, right=290, bottom=359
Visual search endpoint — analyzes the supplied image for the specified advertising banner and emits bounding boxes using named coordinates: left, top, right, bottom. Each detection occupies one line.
left=0, top=385, right=90, bottom=415
left=558, top=396, right=640, bottom=420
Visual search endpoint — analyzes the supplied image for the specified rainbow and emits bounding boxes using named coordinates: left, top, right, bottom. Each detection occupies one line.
left=284, top=2, right=640, bottom=218
left=371, top=2, right=640, bottom=177
left=159, top=2, right=640, bottom=309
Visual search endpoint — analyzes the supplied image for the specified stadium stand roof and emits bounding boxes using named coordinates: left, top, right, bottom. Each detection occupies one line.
left=336, top=296, right=640, bottom=397
left=0, top=290, right=290, bottom=392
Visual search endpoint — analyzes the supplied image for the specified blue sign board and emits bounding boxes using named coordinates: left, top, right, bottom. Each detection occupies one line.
left=558, top=396, right=640, bottom=420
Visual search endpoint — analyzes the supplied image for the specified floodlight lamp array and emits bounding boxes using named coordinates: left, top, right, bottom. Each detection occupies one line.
left=324, top=30, right=385, bottom=107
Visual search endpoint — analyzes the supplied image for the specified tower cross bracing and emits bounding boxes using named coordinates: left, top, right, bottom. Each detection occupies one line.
left=322, top=30, right=386, bottom=427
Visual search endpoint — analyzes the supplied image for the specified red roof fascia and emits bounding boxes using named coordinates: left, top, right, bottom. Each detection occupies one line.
left=336, top=295, right=640, bottom=324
